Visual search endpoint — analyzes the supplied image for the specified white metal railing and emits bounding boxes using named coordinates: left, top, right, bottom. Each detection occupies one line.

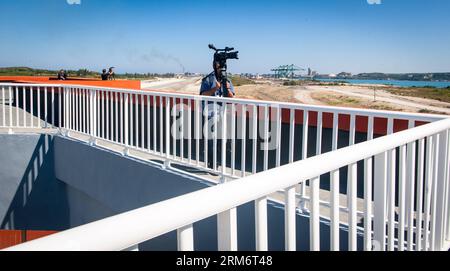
left=0, top=83, right=445, bottom=178
left=4, top=117, right=450, bottom=251
left=1, top=82, right=450, bottom=251
left=0, top=83, right=446, bottom=205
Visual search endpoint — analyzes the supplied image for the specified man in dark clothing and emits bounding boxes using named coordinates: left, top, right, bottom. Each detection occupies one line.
left=199, top=61, right=235, bottom=170
left=57, top=69, right=67, bottom=80
left=101, top=69, right=108, bottom=80
left=200, top=61, right=235, bottom=98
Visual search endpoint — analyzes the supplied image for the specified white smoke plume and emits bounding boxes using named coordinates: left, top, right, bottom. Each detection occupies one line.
left=67, top=0, right=81, bottom=5
left=367, top=0, right=382, bottom=4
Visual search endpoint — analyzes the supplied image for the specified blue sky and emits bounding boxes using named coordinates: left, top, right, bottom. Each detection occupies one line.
left=0, top=0, right=449, bottom=74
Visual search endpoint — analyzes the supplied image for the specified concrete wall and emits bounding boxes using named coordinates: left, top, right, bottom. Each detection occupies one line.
left=53, top=136, right=210, bottom=227
left=1, top=134, right=363, bottom=250
left=0, top=134, right=214, bottom=249
left=0, top=134, right=69, bottom=230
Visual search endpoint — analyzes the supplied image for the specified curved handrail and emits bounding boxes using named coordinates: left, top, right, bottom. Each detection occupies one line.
left=5, top=117, right=450, bottom=251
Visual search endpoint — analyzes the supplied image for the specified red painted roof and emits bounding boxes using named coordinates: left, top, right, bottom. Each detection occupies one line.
left=0, top=76, right=141, bottom=90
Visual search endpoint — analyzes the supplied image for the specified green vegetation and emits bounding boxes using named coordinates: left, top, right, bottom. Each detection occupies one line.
left=0, top=67, right=162, bottom=80
left=0, top=67, right=59, bottom=76
left=326, top=96, right=360, bottom=106
left=384, top=86, right=450, bottom=103
left=282, top=80, right=314, bottom=86
left=318, top=81, right=347, bottom=86
left=354, top=72, right=450, bottom=81
left=311, top=92, right=399, bottom=111
left=282, top=80, right=346, bottom=86
left=229, top=76, right=256, bottom=86
left=282, top=80, right=302, bottom=86
left=0, top=67, right=99, bottom=78
left=418, top=108, right=444, bottom=114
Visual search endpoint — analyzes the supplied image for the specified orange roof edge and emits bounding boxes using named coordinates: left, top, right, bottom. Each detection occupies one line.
left=0, top=76, right=141, bottom=90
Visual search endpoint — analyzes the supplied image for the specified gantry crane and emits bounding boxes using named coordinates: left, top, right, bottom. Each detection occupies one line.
left=271, top=64, right=305, bottom=79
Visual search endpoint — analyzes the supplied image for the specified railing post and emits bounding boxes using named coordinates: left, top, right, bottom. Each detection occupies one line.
left=423, top=135, right=434, bottom=250
left=124, top=93, right=129, bottom=155
left=195, top=98, right=200, bottom=166
left=331, top=112, right=340, bottom=251
left=399, top=144, right=408, bottom=251
left=348, top=162, right=358, bottom=251
left=241, top=104, right=247, bottom=177
left=9, top=86, right=13, bottom=130
left=1, top=86, right=5, bottom=127
left=251, top=105, right=257, bottom=174
left=430, top=134, right=439, bottom=250
left=414, top=139, right=425, bottom=251
left=213, top=102, right=218, bottom=171
left=217, top=159, right=238, bottom=251
left=406, top=140, right=417, bottom=250
left=363, top=112, right=374, bottom=252
left=434, top=130, right=449, bottom=250
left=89, top=89, right=97, bottom=145
left=231, top=103, right=237, bottom=175
left=51, top=86, right=55, bottom=127
left=62, top=87, right=66, bottom=134
left=64, top=87, right=70, bottom=136
left=284, top=185, right=296, bottom=251
left=177, top=224, right=194, bottom=251
left=346, top=114, right=356, bottom=201
left=299, top=110, right=309, bottom=211
left=255, top=197, right=268, bottom=251
left=69, top=87, right=73, bottom=134
left=310, top=177, right=320, bottom=251
left=165, top=97, right=170, bottom=159
left=446, top=130, right=450, bottom=242
left=57, top=87, right=60, bottom=129
left=221, top=103, right=227, bottom=178
left=44, top=86, right=48, bottom=128
left=373, top=152, right=387, bottom=251
left=21, top=86, right=25, bottom=128
left=37, top=86, right=40, bottom=128
left=15, top=86, right=19, bottom=128
left=63, top=87, right=69, bottom=136
left=217, top=208, right=238, bottom=251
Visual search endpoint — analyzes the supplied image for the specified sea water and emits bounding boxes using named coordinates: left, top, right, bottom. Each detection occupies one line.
left=317, top=79, right=450, bottom=88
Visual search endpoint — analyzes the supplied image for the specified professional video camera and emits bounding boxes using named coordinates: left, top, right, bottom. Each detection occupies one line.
left=208, top=44, right=239, bottom=97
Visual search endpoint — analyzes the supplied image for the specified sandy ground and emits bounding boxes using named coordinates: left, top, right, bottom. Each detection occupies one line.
left=139, top=77, right=450, bottom=115
left=302, top=85, right=450, bottom=114
left=141, top=77, right=201, bottom=94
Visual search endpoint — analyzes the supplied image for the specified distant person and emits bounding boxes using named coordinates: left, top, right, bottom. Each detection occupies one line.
left=101, top=69, right=108, bottom=80
left=108, top=67, right=115, bottom=80
left=57, top=69, right=67, bottom=80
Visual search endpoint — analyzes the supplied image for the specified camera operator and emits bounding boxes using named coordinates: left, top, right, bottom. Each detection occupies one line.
left=199, top=44, right=238, bottom=170
left=108, top=67, right=115, bottom=80
left=200, top=61, right=235, bottom=98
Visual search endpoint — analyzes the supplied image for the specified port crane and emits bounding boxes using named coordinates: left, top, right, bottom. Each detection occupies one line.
left=271, top=64, right=305, bottom=79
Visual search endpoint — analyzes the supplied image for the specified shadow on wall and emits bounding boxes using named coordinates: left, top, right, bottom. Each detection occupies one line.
left=1, top=135, right=70, bottom=231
